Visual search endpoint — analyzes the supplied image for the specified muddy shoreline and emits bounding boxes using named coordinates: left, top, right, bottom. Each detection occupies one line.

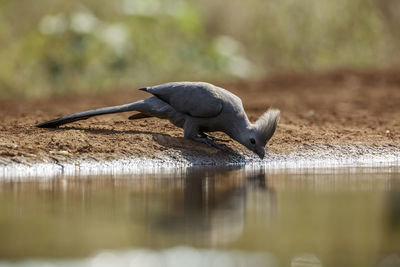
left=1, top=70, right=399, bottom=175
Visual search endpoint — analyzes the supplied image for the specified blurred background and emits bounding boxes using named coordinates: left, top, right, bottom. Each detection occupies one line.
left=0, top=0, right=399, bottom=98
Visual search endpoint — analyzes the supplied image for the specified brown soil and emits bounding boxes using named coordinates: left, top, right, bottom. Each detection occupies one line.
left=0, top=70, right=399, bottom=166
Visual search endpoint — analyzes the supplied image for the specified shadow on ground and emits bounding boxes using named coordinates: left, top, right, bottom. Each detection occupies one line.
left=59, top=126, right=246, bottom=164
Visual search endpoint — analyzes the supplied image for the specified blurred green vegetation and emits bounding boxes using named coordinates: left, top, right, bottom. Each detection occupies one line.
left=0, top=0, right=399, bottom=98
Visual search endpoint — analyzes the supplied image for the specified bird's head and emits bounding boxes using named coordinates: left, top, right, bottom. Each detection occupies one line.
left=243, top=109, right=280, bottom=159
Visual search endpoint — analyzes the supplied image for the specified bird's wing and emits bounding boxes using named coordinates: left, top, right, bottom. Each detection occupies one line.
left=140, top=82, right=223, bottom=118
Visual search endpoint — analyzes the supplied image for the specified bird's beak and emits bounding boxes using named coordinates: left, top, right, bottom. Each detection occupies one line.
left=255, top=147, right=265, bottom=159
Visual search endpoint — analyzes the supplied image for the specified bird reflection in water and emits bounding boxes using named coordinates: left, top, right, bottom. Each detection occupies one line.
left=152, top=166, right=277, bottom=246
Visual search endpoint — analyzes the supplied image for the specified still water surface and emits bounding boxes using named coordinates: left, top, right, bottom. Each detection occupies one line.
left=0, top=166, right=400, bottom=267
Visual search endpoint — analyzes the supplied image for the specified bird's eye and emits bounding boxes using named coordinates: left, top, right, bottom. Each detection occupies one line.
left=250, top=138, right=256, bottom=145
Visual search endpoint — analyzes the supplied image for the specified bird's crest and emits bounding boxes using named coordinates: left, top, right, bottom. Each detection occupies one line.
left=254, top=108, right=280, bottom=142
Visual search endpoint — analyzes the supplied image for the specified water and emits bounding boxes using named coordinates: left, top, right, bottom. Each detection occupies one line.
left=0, top=166, right=400, bottom=267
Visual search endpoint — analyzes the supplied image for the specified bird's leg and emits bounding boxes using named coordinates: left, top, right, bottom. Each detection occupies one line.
left=200, top=132, right=229, bottom=142
left=192, top=136, right=225, bottom=150
left=184, top=123, right=224, bottom=149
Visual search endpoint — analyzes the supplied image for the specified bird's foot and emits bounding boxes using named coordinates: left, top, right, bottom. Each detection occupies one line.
left=193, top=137, right=225, bottom=150
left=200, top=132, right=229, bottom=142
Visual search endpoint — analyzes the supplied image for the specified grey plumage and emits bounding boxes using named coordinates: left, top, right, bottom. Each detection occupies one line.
left=36, top=82, right=280, bottom=158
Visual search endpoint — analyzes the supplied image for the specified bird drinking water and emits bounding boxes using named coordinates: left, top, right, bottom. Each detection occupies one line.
left=36, top=82, right=280, bottom=159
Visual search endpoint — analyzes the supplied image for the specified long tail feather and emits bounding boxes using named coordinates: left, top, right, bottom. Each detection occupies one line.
left=36, top=101, right=142, bottom=128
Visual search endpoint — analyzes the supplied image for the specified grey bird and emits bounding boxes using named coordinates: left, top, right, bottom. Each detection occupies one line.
left=36, top=82, right=280, bottom=159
